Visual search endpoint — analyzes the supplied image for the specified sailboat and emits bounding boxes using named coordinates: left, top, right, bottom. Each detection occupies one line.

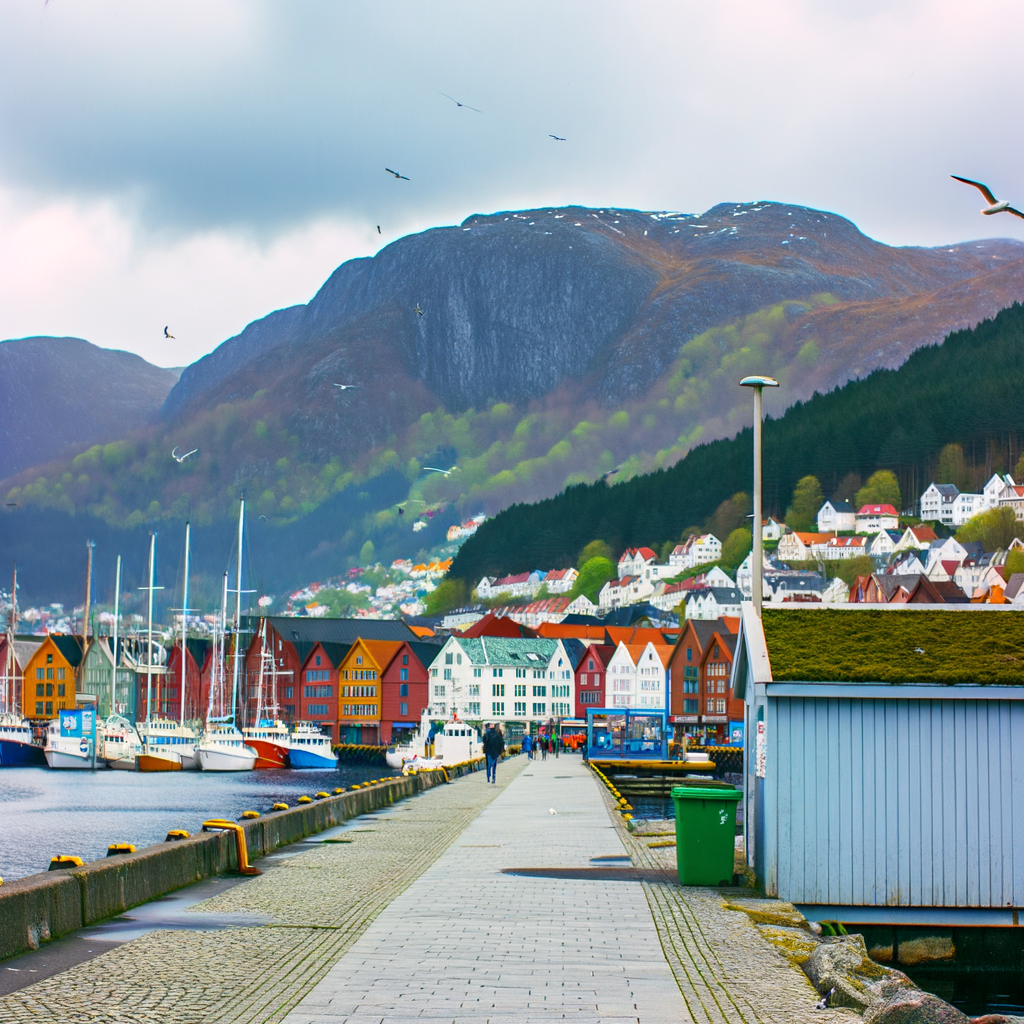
left=0, top=566, right=46, bottom=767
left=101, top=713, right=142, bottom=769
left=242, top=620, right=290, bottom=769
left=196, top=502, right=256, bottom=772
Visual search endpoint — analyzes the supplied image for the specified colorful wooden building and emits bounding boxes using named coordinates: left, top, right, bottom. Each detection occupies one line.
left=80, top=638, right=138, bottom=719
left=575, top=644, right=613, bottom=718
left=23, top=635, right=83, bottom=720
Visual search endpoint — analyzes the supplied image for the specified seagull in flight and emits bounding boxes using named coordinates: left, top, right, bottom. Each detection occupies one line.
left=438, top=92, right=482, bottom=113
left=424, top=465, right=457, bottom=476
left=413, top=303, right=424, bottom=316
left=164, top=326, right=175, bottom=338
left=549, top=134, right=566, bottom=141
left=332, top=383, right=358, bottom=390
left=951, top=175, right=1024, bottom=219
left=171, top=446, right=198, bottom=463
left=385, top=167, right=410, bottom=180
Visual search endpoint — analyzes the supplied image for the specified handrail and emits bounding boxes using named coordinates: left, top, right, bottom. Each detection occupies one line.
left=201, top=819, right=261, bottom=875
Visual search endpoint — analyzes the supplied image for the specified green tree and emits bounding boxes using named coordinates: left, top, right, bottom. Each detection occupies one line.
left=855, top=470, right=901, bottom=511
left=937, top=443, right=971, bottom=491
left=721, top=527, right=752, bottom=571
left=359, top=539, right=376, bottom=565
left=577, top=539, right=613, bottom=566
left=706, top=492, right=750, bottom=539
left=785, top=475, right=824, bottom=532
left=1014, top=453, right=1024, bottom=483
left=957, top=506, right=1024, bottom=551
left=425, top=578, right=468, bottom=616
left=570, top=556, right=616, bottom=603
left=1003, top=548, right=1024, bottom=578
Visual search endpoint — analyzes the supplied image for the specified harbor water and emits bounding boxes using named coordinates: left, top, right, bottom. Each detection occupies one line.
left=0, top=764, right=400, bottom=882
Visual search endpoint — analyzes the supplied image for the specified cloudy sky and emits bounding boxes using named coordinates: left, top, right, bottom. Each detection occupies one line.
left=2, top=0, right=1023, bottom=367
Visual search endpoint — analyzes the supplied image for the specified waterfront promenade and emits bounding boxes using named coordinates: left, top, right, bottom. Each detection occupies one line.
left=0, top=756, right=849, bottom=1024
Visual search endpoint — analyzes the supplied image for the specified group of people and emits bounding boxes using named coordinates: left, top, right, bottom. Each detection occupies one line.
left=521, top=732, right=558, bottom=761
left=482, top=725, right=569, bottom=784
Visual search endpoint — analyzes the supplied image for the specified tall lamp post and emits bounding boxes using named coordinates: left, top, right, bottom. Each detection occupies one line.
left=739, top=376, right=779, bottom=617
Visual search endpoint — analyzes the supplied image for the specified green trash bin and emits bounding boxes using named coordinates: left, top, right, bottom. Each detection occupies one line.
left=671, top=785, right=742, bottom=886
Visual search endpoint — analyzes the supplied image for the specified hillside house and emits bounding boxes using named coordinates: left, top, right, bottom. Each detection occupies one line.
left=618, top=547, right=659, bottom=579
left=850, top=573, right=968, bottom=604
left=734, top=606, right=1024, bottom=926
left=776, top=532, right=834, bottom=561
left=669, top=535, right=722, bottom=571
left=822, top=535, right=869, bottom=560
left=683, top=586, right=743, bottom=621
left=886, top=551, right=926, bottom=577
left=507, top=597, right=572, bottom=628
left=575, top=644, right=614, bottom=717
left=816, top=500, right=856, bottom=533
left=763, top=573, right=826, bottom=604
left=762, top=518, right=787, bottom=542
left=475, top=577, right=497, bottom=599
left=485, top=571, right=547, bottom=599
left=892, top=524, right=937, bottom=554
left=599, top=574, right=655, bottom=611
left=919, top=484, right=986, bottom=526
left=564, top=593, right=599, bottom=617
left=543, top=568, right=578, bottom=593
left=983, top=472, right=1016, bottom=510
left=999, top=483, right=1024, bottom=521
left=855, top=504, right=900, bottom=533
left=867, top=530, right=902, bottom=558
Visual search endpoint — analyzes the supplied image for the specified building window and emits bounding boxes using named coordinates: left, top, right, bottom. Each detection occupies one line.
left=706, top=699, right=715, bottom=713
left=356, top=656, right=363, bottom=665
left=492, top=683, right=504, bottom=696
left=36, top=668, right=43, bottom=679
left=444, top=668, right=452, bottom=681
left=46, top=683, right=53, bottom=697
left=492, top=701, right=504, bottom=715
left=457, top=654, right=462, bottom=665
left=683, top=699, right=698, bottom=713
left=283, top=685, right=294, bottom=698
left=342, top=704, right=377, bottom=716
left=514, top=701, right=526, bottom=714
left=46, top=668, right=54, bottom=680
left=684, top=679, right=698, bottom=694
left=35, top=701, right=44, bottom=715
left=57, top=668, right=65, bottom=680
left=315, top=654, right=322, bottom=666
left=306, top=670, right=330, bottom=682
left=686, top=647, right=692, bottom=662
left=588, top=659, right=594, bottom=671
left=445, top=652, right=453, bottom=665
left=532, top=685, right=546, bottom=697
left=492, top=668, right=503, bottom=677
left=580, top=691, right=600, bottom=704
left=434, top=685, right=446, bottom=697
left=46, top=701, right=53, bottom=715
left=513, top=683, right=525, bottom=697
left=57, top=684, right=65, bottom=697
left=400, top=702, right=408, bottom=716
left=473, top=668, right=482, bottom=677
left=304, top=685, right=332, bottom=697
left=717, top=699, right=726, bottom=714
left=402, top=655, right=408, bottom=666
left=46, top=654, right=52, bottom=664
left=468, top=684, right=480, bottom=697
left=399, top=683, right=409, bottom=697
left=717, top=679, right=726, bottom=694
left=36, top=683, right=44, bottom=696
left=283, top=704, right=295, bottom=717
left=532, top=703, right=546, bottom=716
left=400, top=668, right=409, bottom=681
left=307, top=703, right=330, bottom=715
left=467, top=702, right=480, bottom=716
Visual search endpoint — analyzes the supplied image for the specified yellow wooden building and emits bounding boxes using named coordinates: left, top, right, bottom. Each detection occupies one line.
left=336, top=639, right=402, bottom=745
left=23, top=635, right=84, bottom=720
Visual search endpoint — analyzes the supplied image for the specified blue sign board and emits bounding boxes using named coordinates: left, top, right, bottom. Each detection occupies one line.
left=728, top=720, right=744, bottom=747
left=60, top=708, right=94, bottom=738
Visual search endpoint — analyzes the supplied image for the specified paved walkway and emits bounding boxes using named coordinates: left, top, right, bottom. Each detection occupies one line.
left=283, top=755, right=691, bottom=1024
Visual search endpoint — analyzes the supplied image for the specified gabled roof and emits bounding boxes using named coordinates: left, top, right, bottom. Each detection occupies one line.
left=823, top=500, right=855, bottom=513
left=857, top=504, right=899, bottom=516
left=263, top=616, right=416, bottom=645
left=560, top=637, right=588, bottom=670
left=451, top=637, right=560, bottom=665
left=536, top=623, right=609, bottom=640
left=408, top=640, right=443, bottom=669
left=1004, top=573, right=1024, bottom=601
left=577, top=644, right=615, bottom=670
left=343, top=638, right=405, bottom=670
left=787, top=532, right=835, bottom=544
left=458, top=612, right=538, bottom=639
left=544, top=568, right=573, bottom=581
left=926, top=484, right=960, bottom=499
left=909, top=525, right=938, bottom=543
left=708, top=587, right=742, bottom=602
left=493, top=572, right=531, bottom=586
left=828, top=535, right=867, bottom=548
left=700, top=632, right=737, bottom=662
left=48, top=634, right=85, bottom=668
left=762, top=608, right=1024, bottom=684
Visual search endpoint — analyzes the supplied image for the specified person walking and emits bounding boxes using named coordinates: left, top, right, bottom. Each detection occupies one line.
left=522, top=731, right=534, bottom=760
left=482, top=723, right=505, bottom=784
left=540, top=734, right=548, bottom=761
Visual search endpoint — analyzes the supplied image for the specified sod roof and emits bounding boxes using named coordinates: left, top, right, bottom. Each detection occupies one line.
left=761, top=609, right=1024, bottom=686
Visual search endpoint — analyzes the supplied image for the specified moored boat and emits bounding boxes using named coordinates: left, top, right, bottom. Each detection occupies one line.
left=100, top=714, right=142, bottom=770
left=243, top=720, right=290, bottom=768
left=386, top=710, right=481, bottom=770
left=288, top=721, right=337, bottom=768
left=195, top=723, right=257, bottom=771
left=0, top=713, right=46, bottom=767
left=43, top=718, right=93, bottom=769
left=137, top=717, right=196, bottom=772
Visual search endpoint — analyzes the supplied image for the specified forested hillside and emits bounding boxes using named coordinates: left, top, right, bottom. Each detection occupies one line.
left=449, top=303, right=1024, bottom=583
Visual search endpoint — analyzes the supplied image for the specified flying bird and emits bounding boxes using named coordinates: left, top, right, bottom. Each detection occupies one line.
left=413, top=303, right=424, bottom=316
left=332, top=383, right=358, bottom=390
left=913, top=647, right=925, bottom=655
left=172, top=446, right=199, bottom=463
left=377, top=225, right=381, bottom=234
left=549, top=135, right=566, bottom=141
left=164, top=326, right=175, bottom=338
left=385, top=167, right=410, bottom=180
left=258, top=515, right=268, bottom=521
left=438, top=91, right=482, bottom=113
left=951, top=175, right=1024, bottom=219
left=423, top=466, right=457, bottom=476
left=602, top=467, right=620, bottom=481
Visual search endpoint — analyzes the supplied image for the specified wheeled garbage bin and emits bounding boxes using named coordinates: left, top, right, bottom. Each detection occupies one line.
left=671, top=785, right=742, bottom=886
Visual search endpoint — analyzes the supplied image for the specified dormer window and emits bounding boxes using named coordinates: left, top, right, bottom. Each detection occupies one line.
left=356, top=656, right=363, bottom=665
left=315, top=655, right=322, bottom=666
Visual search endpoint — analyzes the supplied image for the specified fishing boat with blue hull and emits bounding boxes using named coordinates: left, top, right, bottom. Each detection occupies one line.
left=0, top=714, right=45, bottom=766
left=288, top=721, right=337, bottom=768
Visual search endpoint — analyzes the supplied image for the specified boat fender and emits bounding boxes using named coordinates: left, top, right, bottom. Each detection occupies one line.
left=314, top=792, right=329, bottom=799
left=166, top=829, right=190, bottom=841
left=240, top=811, right=260, bottom=819
left=297, top=795, right=312, bottom=804
left=49, top=855, right=84, bottom=870
left=107, top=843, right=136, bottom=855
left=272, top=803, right=289, bottom=811
left=332, top=788, right=344, bottom=795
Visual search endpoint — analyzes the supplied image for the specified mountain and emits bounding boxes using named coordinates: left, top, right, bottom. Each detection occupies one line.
left=449, top=302, right=1024, bottom=584
left=3, top=202, right=1024, bottom=604
left=0, top=337, right=180, bottom=480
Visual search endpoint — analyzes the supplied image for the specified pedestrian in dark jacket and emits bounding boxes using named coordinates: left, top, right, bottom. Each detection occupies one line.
left=482, top=724, right=505, bottom=784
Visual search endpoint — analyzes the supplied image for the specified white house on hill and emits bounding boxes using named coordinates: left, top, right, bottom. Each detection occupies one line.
left=816, top=500, right=856, bottom=533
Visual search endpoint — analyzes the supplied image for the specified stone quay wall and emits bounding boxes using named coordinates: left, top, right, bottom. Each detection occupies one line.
left=0, top=761, right=482, bottom=962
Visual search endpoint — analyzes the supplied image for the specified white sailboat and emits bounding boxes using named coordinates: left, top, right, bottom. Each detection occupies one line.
left=243, top=621, right=291, bottom=768
left=101, top=713, right=142, bottom=770
left=196, top=503, right=256, bottom=772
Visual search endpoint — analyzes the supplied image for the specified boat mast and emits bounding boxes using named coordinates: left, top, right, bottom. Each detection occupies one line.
left=3, top=564, right=15, bottom=716
left=230, top=498, right=244, bottom=726
left=83, top=539, right=94, bottom=648
left=215, top=570, right=228, bottom=721
left=255, top=619, right=266, bottom=726
left=138, top=532, right=163, bottom=729
left=111, top=555, right=121, bottom=718
left=180, top=522, right=191, bottom=727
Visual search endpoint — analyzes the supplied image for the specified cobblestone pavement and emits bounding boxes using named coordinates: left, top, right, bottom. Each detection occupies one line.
left=283, top=754, right=691, bottom=1024
left=603, top=783, right=856, bottom=1024
left=0, top=760, right=527, bottom=1024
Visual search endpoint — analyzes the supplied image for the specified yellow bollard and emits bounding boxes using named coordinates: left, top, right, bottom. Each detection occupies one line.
left=272, top=803, right=288, bottom=811
left=49, top=855, right=84, bottom=870
left=298, top=795, right=312, bottom=803
left=201, top=820, right=261, bottom=876
left=106, top=843, right=136, bottom=855
left=166, top=829, right=190, bottom=841
left=315, top=791, right=329, bottom=799
left=241, top=810, right=260, bottom=819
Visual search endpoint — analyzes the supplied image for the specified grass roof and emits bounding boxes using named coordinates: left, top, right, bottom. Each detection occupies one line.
left=762, top=609, right=1024, bottom=686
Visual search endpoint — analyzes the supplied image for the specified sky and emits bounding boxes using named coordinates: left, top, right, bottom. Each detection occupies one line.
left=2, top=0, right=1023, bottom=368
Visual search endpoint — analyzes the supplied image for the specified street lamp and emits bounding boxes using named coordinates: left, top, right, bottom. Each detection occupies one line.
left=739, top=376, right=780, bottom=617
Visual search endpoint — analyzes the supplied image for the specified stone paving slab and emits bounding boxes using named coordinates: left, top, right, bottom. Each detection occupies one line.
left=282, top=756, right=691, bottom=1024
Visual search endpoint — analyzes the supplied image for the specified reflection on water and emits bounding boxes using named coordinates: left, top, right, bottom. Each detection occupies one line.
left=0, top=764, right=399, bottom=881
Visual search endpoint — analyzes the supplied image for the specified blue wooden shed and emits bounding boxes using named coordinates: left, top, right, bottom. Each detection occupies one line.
left=733, top=604, right=1024, bottom=926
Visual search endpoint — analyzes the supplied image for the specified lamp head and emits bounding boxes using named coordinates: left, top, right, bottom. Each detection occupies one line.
left=739, top=375, right=780, bottom=388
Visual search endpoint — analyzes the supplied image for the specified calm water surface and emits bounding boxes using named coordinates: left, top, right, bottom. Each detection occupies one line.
left=0, top=764, right=400, bottom=881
